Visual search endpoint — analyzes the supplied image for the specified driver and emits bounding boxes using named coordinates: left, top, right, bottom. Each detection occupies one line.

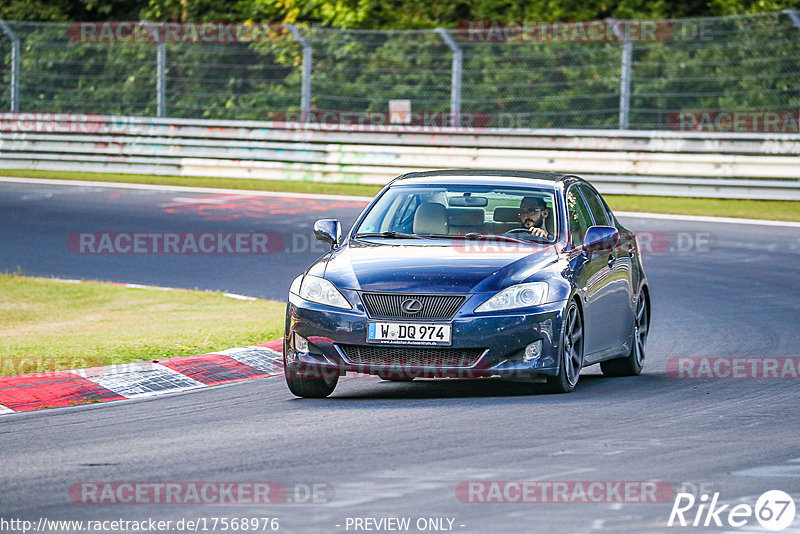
left=519, top=196, right=550, bottom=238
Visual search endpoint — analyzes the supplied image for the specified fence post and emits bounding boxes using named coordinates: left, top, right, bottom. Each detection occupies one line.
left=156, top=40, right=166, bottom=118
left=435, top=28, right=462, bottom=127
left=784, top=9, right=800, bottom=31
left=143, top=22, right=167, bottom=117
left=0, top=20, right=20, bottom=112
left=606, top=19, right=632, bottom=130
left=286, top=24, right=311, bottom=121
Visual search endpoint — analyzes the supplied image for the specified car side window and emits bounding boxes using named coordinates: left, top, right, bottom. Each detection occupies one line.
left=577, top=185, right=611, bottom=227
left=566, top=187, right=594, bottom=247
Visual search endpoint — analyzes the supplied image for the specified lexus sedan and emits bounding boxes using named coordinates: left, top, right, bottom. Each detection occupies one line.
left=284, top=170, right=650, bottom=397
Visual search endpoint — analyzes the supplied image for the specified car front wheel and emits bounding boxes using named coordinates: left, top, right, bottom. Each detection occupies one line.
left=284, top=357, right=339, bottom=398
left=546, top=299, right=584, bottom=393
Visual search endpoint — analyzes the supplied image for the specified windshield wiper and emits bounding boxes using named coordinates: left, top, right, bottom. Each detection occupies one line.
left=354, top=231, right=423, bottom=239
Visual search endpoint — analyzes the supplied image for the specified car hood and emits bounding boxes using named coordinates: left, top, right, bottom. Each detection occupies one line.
left=320, top=238, right=561, bottom=293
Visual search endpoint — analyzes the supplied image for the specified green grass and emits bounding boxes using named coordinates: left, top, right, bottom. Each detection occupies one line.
left=604, top=195, right=800, bottom=222
left=0, top=274, right=286, bottom=376
left=1, top=169, right=798, bottom=221
left=0, top=169, right=383, bottom=198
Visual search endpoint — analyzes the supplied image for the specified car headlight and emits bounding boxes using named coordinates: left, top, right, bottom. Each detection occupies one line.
left=289, top=275, right=303, bottom=296
left=297, top=275, right=351, bottom=309
left=474, top=282, right=549, bottom=313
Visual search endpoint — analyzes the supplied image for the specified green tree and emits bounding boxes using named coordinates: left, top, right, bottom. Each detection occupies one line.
left=1, top=0, right=148, bottom=22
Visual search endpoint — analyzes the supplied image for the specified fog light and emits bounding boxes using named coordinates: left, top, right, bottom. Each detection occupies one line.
left=294, top=333, right=309, bottom=353
left=524, top=340, right=542, bottom=362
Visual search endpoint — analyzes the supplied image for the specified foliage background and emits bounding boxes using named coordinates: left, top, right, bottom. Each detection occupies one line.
left=0, top=1, right=799, bottom=129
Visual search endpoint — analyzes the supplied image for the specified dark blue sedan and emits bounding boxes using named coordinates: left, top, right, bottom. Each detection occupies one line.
left=284, top=170, right=650, bottom=397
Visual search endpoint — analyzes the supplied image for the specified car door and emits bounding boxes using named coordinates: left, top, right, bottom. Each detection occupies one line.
left=577, top=184, right=635, bottom=356
left=567, top=185, right=618, bottom=359
left=566, top=185, right=607, bottom=358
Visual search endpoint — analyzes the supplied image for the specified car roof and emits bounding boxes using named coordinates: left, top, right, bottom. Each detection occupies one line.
left=390, top=169, right=572, bottom=189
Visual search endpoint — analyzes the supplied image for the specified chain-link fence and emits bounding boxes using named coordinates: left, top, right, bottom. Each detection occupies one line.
left=0, top=12, right=799, bottom=130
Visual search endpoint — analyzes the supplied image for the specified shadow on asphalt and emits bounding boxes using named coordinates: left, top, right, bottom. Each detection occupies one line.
left=296, top=371, right=679, bottom=401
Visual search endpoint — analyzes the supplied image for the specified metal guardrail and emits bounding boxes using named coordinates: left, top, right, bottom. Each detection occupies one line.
left=0, top=115, right=799, bottom=200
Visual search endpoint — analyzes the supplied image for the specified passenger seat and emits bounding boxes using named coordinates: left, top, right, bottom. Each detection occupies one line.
left=413, top=203, right=448, bottom=235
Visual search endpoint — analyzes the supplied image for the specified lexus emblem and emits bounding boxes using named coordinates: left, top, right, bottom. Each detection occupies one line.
left=401, top=298, right=423, bottom=314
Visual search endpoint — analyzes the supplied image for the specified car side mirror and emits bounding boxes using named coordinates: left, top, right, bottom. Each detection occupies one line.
left=582, top=226, right=619, bottom=256
left=313, top=219, right=342, bottom=249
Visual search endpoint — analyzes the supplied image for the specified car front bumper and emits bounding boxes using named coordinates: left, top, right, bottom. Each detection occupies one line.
left=284, top=291, right=567, bottom=380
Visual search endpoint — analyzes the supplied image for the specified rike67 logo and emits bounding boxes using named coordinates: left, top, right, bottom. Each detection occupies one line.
left=668, top=490, right=796, bottom=531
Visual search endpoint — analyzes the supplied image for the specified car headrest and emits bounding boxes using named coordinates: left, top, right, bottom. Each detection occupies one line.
left=447, top=208, right=484, bottom=227
left=493, top=206, right=521, bottom=223
left=413, top=203, right=448, bottom=235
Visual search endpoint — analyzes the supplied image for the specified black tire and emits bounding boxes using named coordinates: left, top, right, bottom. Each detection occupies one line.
left=284, top=357, right=339, bottom=398
left=546, top=300, right=584, bottom=393
left=601, top=291, right=649, bottom=377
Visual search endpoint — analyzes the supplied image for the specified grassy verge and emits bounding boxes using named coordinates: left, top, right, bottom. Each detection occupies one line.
left=0, top=169, right=383, bottom=198
left=0, top=274, right=285, bottom=376
left=604, top=195, right=800, bottom=222
left=1, top=169, right=798, bottom=222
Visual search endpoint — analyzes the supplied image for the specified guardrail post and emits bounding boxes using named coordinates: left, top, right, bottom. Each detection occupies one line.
left=606, top=19, right=632, bottom=130
left=0, top=20, right=20, bottom=112
left=436, top=28, right=462, bottom=127
left=286, top=24, right=312, bottom=121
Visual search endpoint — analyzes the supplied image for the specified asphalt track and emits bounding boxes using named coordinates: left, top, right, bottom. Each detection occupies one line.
left=1, top=180, right=800, bottom=533
left=0, top=181, right=368, bottom=300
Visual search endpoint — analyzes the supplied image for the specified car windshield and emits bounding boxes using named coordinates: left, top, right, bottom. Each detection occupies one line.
left=354, top=184, right=558, bottom=243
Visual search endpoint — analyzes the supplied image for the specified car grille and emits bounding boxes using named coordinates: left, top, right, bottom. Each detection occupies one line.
left=361, top=293, right=465, bottom=319
left=339, top=344, right=484, bottom=368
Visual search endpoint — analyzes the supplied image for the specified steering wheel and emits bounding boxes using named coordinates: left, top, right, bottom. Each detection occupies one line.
left=504, top=227, right=551, bottom=243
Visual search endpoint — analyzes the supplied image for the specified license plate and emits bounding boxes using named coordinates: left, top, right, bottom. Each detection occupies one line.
left=367, top=322, right=451, bottom=346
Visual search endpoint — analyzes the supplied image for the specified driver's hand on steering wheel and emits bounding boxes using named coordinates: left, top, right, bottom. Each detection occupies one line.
left=528, top=227, right=548, bottom=238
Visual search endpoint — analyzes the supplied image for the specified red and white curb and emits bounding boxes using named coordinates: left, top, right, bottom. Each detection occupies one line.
left=0, top=277, right=282, bottom=413
left=0, top=340, right=284, bottom=414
